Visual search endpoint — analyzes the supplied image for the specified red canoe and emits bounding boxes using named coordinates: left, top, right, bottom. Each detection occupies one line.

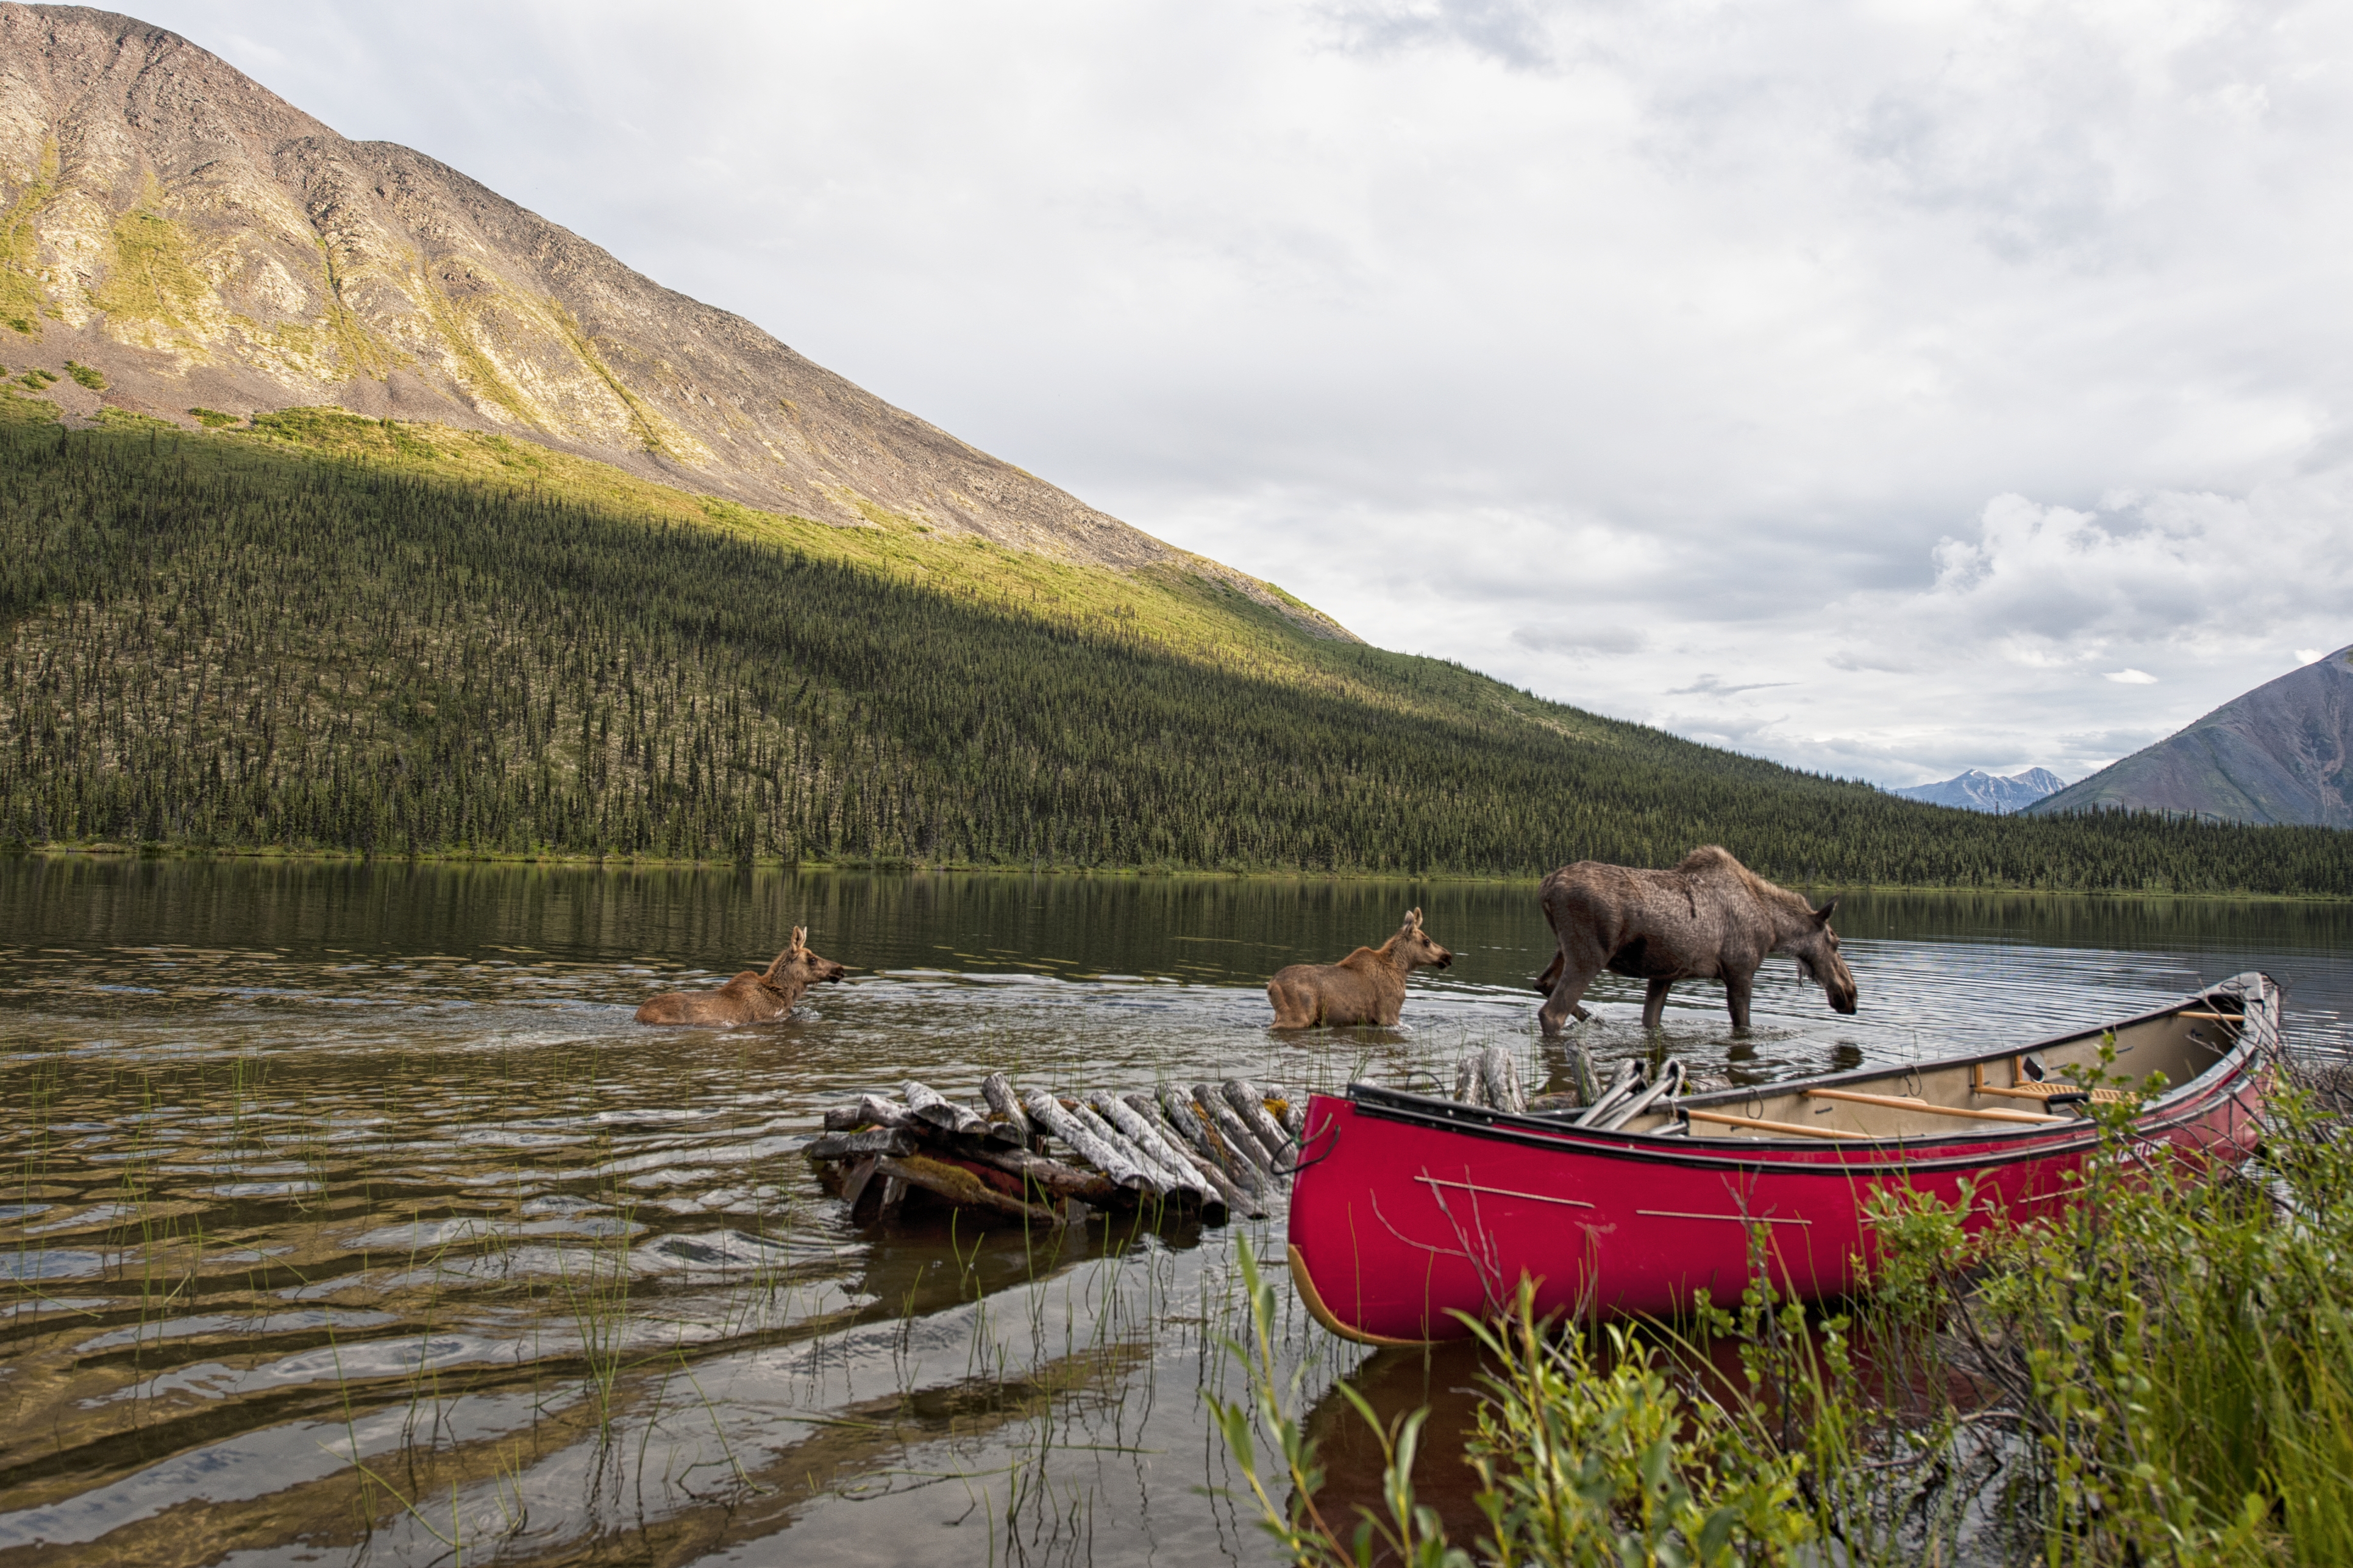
left=1286, top=974, right=2280, bottom=1343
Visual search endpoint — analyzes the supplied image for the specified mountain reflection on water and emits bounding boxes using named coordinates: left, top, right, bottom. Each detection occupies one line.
left=2, top=858, right=2346, bottom=1566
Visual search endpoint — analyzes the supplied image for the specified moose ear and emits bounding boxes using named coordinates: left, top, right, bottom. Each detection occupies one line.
left=1405, top=907, right=1422, bottom=927
left=791, top=925, right=808, bottom=951
left=1813, top=898, right=1839, bottom=925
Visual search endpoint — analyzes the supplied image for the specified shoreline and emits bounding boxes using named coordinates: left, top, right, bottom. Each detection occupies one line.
left=8, top=843, right=2348, bottom=901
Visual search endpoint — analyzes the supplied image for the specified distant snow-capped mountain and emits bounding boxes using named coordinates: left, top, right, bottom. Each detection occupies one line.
left=1891, top=768, right=2069, bottom=814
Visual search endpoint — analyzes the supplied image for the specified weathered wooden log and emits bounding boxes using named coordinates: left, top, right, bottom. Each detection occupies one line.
left=1088, top=1092, right=1197, bottom=1185
left=1568, top=1045, right=1600, bottom=1109
left=1070, top=1102, right=1181, bottom=1200
left=1479, top=1046, right=1526, bottom=1115
left=845, top=1156, right=905, bottom=1225
left=1177, top=1142, right=1262, bottom=1218
left=1136, top=1088, right=1236, bottom=1180
left=842, top=1155, right=881, bottom=1218
left=1158, top=1086, right=1266, bottom=1196
left=1453, top=1057, right=1485, bottom=1106
left=1153, top=1085, right=1213, bottom=1155
left=956, top=1142, right=1125, bottom=1206
left=980, top=1073, right=1035, bottom=1143
left=1022, top=1090, right=1155, bottom=1193
left=806, top=1127, right=917, bottom=1160
left=903, top=1080, right=989, bottom=1136
left=1281, top=1101, right=1306, bottom=1141
left=1094, top=1093, right=1224, bottom=1218
left=875, top=1154, right=1060, bottom=1224
left=1194, top=1083, right=1278, bottom=1180
left=1127, top=1095, right=1262, bottom=1218
left=826, top=1093, right=916, bottom=1131
left=1224, top=1080, right=1295, bottom=1174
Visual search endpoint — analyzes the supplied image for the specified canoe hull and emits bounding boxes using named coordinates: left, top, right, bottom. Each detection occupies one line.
left=1286, top=982, right=2277, bottom=1342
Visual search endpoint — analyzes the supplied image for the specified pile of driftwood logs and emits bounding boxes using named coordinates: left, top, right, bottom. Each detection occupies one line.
left=805, top=1074, right=1306, bottom=1227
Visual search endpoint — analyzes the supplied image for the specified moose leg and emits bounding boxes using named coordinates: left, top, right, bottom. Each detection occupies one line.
left=1725, top=971, right=1753, bottom=1034
left=1531, top=949, right=1593, bottom=1022
left=1538, top=965, right=1601, bottom=1037
left=1641, top=978, right=1674, bottom=1029
left=1532, top=949, right=1564, bottom=996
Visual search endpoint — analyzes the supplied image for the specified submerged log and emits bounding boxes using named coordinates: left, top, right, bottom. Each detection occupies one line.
left=876, top=1154, right=1060, bottom=1224
left=956, top=1142, right=1124, bottom=1206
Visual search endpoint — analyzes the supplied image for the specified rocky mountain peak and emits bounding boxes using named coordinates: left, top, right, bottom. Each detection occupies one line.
left=0, top=4, right=1351, bottom=634
left=2029, top=648, right=2352, bottom=826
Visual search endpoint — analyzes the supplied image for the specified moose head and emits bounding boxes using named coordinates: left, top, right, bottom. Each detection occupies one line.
left=1393, top=908, right=1454, bottom=971
left=1789, top=899, right=1859, bottom=1015
left=762, top=926, right=848, bottom=998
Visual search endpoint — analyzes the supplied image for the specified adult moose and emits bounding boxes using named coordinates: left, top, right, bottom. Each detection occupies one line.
left=1267, top=908, right=1454, bottom=1029
left=1534, top=846, right=1857, bottom=1036
left=635, top=928, right=849, bottom=1026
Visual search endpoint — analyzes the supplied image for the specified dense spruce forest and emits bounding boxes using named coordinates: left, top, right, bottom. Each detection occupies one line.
left=0, top=407, right=2347, bottom=894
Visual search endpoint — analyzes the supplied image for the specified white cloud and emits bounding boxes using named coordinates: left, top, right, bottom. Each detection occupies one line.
left=124, top=0, right=2353, bottom=785
left=2298, top=648, right=2324, bottom=664
left=2104, top=669, right=2160, bottom=684
left=1512, top=623, right=1646, bottom=656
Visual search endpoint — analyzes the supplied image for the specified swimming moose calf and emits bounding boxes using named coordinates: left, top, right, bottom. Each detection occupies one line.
left=1266, top=908, right=1454, bottom=1029
left=1534, top=846, right=1857, bottom=1035
left=635, top=928, right=849, bottom=1025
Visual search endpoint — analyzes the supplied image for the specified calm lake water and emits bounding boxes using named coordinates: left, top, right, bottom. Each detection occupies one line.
left=2, top=857, right=2348, bottom=1566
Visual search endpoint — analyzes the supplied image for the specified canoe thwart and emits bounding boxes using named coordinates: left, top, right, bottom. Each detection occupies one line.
left=1802, top=1086, right=2063, bottom=1124
left=1683, top=1107, right=1871, bottom=1141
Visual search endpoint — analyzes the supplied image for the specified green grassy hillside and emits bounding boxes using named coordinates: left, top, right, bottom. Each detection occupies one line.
left=1, top=402, right=2348, bottom=893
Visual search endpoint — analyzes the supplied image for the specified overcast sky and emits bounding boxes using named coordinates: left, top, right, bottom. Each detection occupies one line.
left=130, top=0, right=2353, bottom=786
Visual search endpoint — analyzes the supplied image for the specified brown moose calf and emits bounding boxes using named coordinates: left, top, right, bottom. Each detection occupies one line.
left=1265, top=909, right=1454, bottom=1029
left=634, top=927, right=849, bottom=1025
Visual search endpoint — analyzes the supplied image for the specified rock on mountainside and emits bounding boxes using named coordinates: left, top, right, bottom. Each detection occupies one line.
left=1890, top=767, right=2068, bottom=814
left=0, top=4, right=1347, bottom=633
left=2027, top=648, right=2353, bottom=827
